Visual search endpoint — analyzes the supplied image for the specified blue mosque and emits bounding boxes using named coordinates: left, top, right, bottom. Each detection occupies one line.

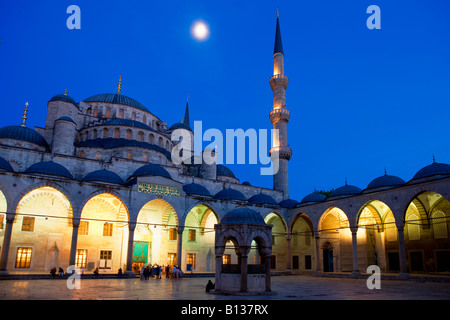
left=0, top=13, right=449, bottom=285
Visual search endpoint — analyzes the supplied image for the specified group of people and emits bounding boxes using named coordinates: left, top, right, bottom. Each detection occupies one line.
left=50, top=267, right=65, bottom=277
left=139, top=264, right=183, bottom=280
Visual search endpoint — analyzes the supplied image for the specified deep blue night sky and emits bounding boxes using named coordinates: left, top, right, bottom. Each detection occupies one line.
left=0, top=1, right=449, bottom=201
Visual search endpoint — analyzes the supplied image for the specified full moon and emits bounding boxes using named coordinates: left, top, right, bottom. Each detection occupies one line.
left=191, top=20, right=210, bottom=41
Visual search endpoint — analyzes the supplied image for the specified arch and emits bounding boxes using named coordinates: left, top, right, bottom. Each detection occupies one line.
left=319, top=206, right=350, bottom=233
left=263, top=211, right=287, bottom=232
left=78, top=190, right=130, bottom=221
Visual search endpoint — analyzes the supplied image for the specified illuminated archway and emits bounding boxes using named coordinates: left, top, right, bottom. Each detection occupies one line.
left=264, top=212, right=286, bottom=271
left=356, top=200, right=396, bottom=273
left=318, top=207, right=351, bottom=272
left=183, top=204, right=218, bottom=272
left=134, top=199, right=178, bottom=273
left=77, top=193, right=129, bottom=273
left=291, top=214, right=314, bottom=272
left=0, top=189, right=7, bottom=247
left=11, top=186, right=73, bottom=271
left=403, top=191, right=450, bottom=273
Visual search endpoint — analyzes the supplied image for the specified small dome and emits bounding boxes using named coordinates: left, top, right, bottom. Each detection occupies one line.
left=216, top=164, right=236, bottom=178
left=300, top=192, right=326, bottom=204
left=83, top=169, right=124, bottom=185
left=367, top=174, right=405, bottom=189
left=278, top=198, right=299, bottom=209
left=56, top=116, right=76, bottom=125
left=248, top=193, right=277, bottom=205
left=130, top=163, right=172, bottom=179
left=0, top=125, right=50, bottom=150
left=50, top=94, right=77, bottom=106
left=221, top=207, right=265, bottom=225
left=84, top=93, right=149, bottom=113
left=169, top=121, right=192, bottom=132
left=413, top=162, right=450, bottom=180
left=214, top=188, right=247, bottom=201
left=329, top=184, right=361, bottom=198
left=24, top=161, right=73, bottom=179
left=0, top=156, right=14, bottom=172
left=241, top=181, right=251, bottom=186
left=183, top=183, right=211, bottom=197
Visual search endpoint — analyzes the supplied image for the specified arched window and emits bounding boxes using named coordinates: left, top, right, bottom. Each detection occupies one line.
left=126, top=129, right=132, bottom=140
left=119, top=109, right=124, bottom=119
left=137, top=131, right=144, bottom=142
left=149, top=134, right=155, bottom=144
left=143, top=152, right=149, bottom=162
left=114, top=128, right=120, bottom=139
left=143, top=115, right=147, bottom=125
left=105, top=107, right=111, bottom=119
left=131, top=112, right=136, bottom=120
left=93, top=129, right=98, bottom=139
left=432, top=211, right=448, bottom=239
left=407, top=213, right=420, bottom=240
left=127, top=150, right=132, bottom=160
left=102, top=128, right=109, bottom=139
left=158, top=137, right=163, bottom=147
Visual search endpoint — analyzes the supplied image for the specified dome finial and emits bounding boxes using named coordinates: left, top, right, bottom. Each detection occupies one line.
left=64, top=87, right=68, bottom=95
left=433, top=154, right=436, bottom=163
left=384, top=167, right=387, bottom=175
left=277, top=8, right=279, bottom=18
left=345, top=177, right=348, bottom=185
left=21, top=101, right=29, bottom=127
left=117, top=75, right=122, bottom=94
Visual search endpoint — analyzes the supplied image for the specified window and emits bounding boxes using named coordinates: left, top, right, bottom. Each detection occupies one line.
left=99, top=250, right=112, bottom=269
left=188, top=229, right=196, bottom=242
left=78, top=221, right=89, bottom=235
left=222, top=254, right=231, bottom=265
left=138, top=131, right=144, bottom=142
left=102, top=128, right=108, bottom=139
left=22, top=217, right=35, bottom=232
left=15, top=248, right=32, bottom=268
left=119, top=109, right=124, bottom=119
left=126, top=129, right=132, bottom=140
left=127, top=150, right=132, bottom=160
left=304, top=255, right=312, bottom=270
left=167, top=253, right=176, bottom=266
left=0, top=215, right=4, bottom=230
left=186, top=253, right=196, bottom=270
left=433, top=211, right=448, bottom=239
left=114, top=128, right=120, bottom=139
left=103, top=222, right=113, bottom=236
left=75, top=249, right=87, bottom=268
left=149, top=134, right=155, bottom=144
left=169, top=228, right=177, bottom=240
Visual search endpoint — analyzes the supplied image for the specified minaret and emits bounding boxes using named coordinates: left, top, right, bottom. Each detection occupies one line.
left=270, top=10, right=292, bottom=199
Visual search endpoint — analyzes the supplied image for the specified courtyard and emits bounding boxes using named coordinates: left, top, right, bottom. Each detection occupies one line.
left=0, top=274, right=449, bottom=300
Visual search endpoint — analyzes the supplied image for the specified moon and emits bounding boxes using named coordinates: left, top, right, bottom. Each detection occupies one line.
left=191, top=20, right=210, bottom=41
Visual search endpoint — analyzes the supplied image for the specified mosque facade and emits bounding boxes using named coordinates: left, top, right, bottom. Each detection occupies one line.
left=0, top=14, right=449, bottom=277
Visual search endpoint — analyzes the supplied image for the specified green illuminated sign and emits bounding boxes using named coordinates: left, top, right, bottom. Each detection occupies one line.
left=138, top=183, right=181, bottom=197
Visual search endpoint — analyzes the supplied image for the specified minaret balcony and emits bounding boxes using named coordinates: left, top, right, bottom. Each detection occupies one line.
left=269, top=146, right=292, bottom=161
left=270, top=107, right=290, bottom=124
left=270, top=74, right=289, bottom=90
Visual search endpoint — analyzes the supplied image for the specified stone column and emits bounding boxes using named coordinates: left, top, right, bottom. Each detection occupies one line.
left=69, top=218, right=80, bottom=267
left=0, top=215, right=14, bottom=273
left=125, top=222, right=136, bottom=275
left=239, top=246, right=250, bottom=292
left=397, top=226, right=408, bottom=277
left=215, top=255, right=222, bottom=291
left=265, top=254, right=271, bottom=292
left=176, top=225, right=184, bottom=269
left=351, top=227, right=360, bottom=275
left=314, top=233, right=321, bottom=274
left=285, top=234, right=292, bottom=271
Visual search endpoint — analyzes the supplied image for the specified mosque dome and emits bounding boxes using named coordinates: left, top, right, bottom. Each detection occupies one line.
left=413, top=162, right=450, bottom=180
left=0, top=156, right=14, bottom=172
left=366, top=173, right=405, bottom=190
left=214, top=188, right=247, bottom=201
left=24, top=161, right=73, bottom=179
left=300, top=192, right=326, bottom=205
left=83, top=169, right=124, bottom=185
left=84, top=93, right=149, bottom=113
left=329, top=184, right=362, bottom=198
left=221, top=207, right=266, bottom=225
left=278, top=198, right=299, bottom=208
left=0, top=125, right=50, bottom=151
left=248, top=193, right=277, bottom=205
left=169, top=121, right=192, bottom=132
left=50, top=93, right=77, bottom=106
left=183, top=183, right=212, bottom=197
left=216, top=164, right=236, bottom=178
left=130, top=163, right=172, bottom=179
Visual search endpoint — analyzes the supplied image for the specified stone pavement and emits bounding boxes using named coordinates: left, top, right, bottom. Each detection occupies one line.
left=0, top=274, right=449, bottom=300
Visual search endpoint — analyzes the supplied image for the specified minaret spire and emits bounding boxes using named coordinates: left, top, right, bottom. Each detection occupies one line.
left=184, top=94, right=190, bottom=127
left=117, top=75, right=122, bottom=94
left=21, top=101, right=29, bottom=127
left=269, top=11, right=291, bottom=199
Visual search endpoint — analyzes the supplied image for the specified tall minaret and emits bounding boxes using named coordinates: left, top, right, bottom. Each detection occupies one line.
left=270, top=10, right=292, bottom=199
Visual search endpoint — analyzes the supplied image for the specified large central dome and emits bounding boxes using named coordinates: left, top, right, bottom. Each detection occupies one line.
left=84, top=93, right=149, bottom=113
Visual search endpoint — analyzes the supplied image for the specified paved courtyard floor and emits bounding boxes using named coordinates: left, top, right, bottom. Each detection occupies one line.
left=0, top=275, right=449, bottom=300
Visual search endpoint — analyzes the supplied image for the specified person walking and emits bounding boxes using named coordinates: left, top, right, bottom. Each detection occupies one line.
left=140, top=266, right=145, bottom=280
left=165, top=265, right=170, bottom=278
